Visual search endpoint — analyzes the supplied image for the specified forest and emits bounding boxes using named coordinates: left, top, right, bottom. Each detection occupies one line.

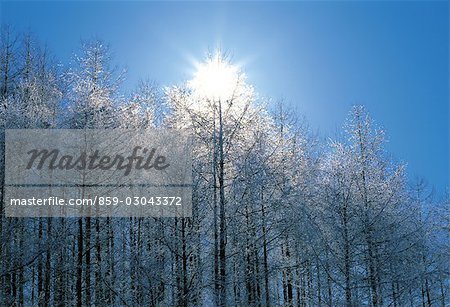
left=0, top=27, right=448, bottom=307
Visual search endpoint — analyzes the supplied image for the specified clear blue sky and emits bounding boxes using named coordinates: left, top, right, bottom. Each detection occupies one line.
left=1, top=1, right=448, bottom=194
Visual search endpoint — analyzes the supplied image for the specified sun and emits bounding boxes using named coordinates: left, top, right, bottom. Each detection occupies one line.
left=189, top=52, right=240, bottom=101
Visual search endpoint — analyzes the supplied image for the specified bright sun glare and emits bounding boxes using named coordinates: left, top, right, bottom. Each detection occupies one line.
left=189, top=52, right=240, bottom=101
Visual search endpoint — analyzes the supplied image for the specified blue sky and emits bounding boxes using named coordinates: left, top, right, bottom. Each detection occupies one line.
left=1, top=1, right=448, bottom=194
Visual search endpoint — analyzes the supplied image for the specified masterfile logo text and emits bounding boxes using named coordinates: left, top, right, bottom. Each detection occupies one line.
left=4, top=129, right=192, bottom=218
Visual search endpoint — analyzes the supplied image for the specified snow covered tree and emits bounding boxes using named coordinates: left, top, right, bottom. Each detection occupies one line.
left=0, top=31, right=447, bottom=307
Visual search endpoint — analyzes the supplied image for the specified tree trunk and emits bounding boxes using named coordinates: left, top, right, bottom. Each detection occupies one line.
left=44, top=218, right=52, bottom=306
left=218, top=99, right=227, bottom=306
left=76, top=218, right=83, bottom=307
left=85, top=216, right=91, bottom=305
left=261, top=195, right=270, bottom=307
left=342, top=197, right=352, bottom=307
left=95, top=217, right=102, bottom=306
